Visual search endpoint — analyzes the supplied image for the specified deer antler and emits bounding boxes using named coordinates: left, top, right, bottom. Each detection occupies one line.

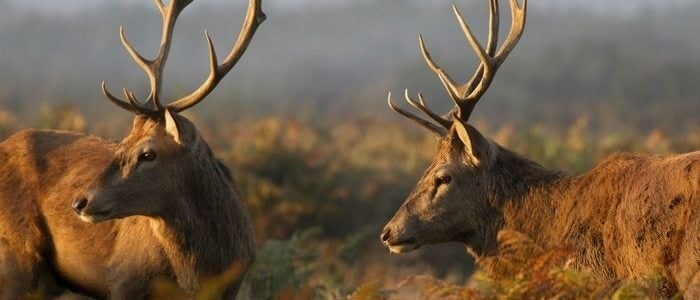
left=389, top=0, right=526, bottom=135
left=102, top=0, right=266, bottom=117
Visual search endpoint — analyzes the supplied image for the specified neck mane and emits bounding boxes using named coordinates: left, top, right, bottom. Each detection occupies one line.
left=476, top=145, right=565, bottom=255
left=464, top=144, right=572, bottom=277
left=148, top=141, right=255, bottom=292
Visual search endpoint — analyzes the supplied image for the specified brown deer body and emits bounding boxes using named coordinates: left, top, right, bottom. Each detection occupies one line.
left=380, top=0, right=699, bottom=296
left=0, top=0, right=265, bottom=298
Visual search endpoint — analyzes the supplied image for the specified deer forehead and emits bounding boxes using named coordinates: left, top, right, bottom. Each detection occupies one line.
left=122, top=118, right=166, bottom=142
left=115, top=120, right=178, bottom=155
left=431, top=137, right=474, bottom=168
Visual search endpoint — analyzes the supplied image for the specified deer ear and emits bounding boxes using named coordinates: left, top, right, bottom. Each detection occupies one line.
left=452, top=119, right=491, bottom=166
left=453, top=119, right=477, bottom=160
left=164, top=109, right=182, bottom=144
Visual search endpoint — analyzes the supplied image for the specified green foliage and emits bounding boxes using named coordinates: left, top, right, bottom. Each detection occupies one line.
left=36, top=103, right=85, bottom=132
left=347, top=280, right=388, bottom=300
left=220, top=118, right=434, bottom=241
left=240, top=229, right=320, bottom=299
left=238, top=228, right=374, bottom=299
left=0, top=108, right=19, bottom=140
left=360, top=251, right=680, bottom=300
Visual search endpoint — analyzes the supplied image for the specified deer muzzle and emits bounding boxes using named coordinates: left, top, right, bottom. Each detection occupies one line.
left=380, top=226, right=419, bottom=254
left=381, top=209, right=423, bottom=254
left=72, top=190, right=111, bottom=223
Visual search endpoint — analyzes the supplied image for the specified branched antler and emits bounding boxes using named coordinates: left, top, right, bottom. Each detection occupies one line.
left=390, top=0, right=526, bottom=135
left=102, top=0, right=266, bottom=117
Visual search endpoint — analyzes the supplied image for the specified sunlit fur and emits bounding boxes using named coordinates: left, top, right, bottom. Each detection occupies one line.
left=382, top=121, right=699, bottom=296
left=0, top=113, right=255, bottom=298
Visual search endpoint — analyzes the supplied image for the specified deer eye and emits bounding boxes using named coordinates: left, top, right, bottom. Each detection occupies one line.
left=434, top=175, right=452, bottom=186
left=138, top=150, right=157, bottom=162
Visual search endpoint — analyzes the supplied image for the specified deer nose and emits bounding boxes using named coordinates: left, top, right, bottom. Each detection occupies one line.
left=380, top=228, right=391, bottom=243
left=72, top=197, right=88, bottom=215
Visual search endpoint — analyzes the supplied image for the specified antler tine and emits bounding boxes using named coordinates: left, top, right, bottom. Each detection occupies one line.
left=388, top=93, right=446, bottom=136
left=145, top=0, right=193, bottom=110
left=486, top=0, right=500, bottom=56
left=404, top=90, right=453, bottom=129
left=495, top=0, right=526, bottom=62
left=460, top=0, right=499, bottom=99
left=167, top=0, right=266, bottom=113
left=154, top=0, right=166, bottom=14
left=102, top=0, right=194, bottom=116
left=418, top=34, right=460, bottom=110
left=101, top=82, right=137, bottom=114
left=417, top=0, right=526, bottom=122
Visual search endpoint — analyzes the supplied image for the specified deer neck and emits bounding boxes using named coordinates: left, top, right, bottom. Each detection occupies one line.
left=148, top=143, right=255, bottom=292
left=477, top=146, right=565, bottom=256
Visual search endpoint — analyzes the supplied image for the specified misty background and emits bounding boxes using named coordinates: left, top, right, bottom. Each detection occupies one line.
left=1, top=0, right=698, bottom=136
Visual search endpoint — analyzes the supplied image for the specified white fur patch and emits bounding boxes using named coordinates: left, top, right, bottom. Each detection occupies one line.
left=79, top=214, right=96, bottom=223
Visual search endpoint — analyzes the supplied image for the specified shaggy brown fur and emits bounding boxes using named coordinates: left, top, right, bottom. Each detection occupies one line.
left=382, top=122, right=700, bottom=296
left=0, top=113, right=256, bottom=298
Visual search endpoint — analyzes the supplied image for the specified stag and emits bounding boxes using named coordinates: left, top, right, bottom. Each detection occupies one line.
left=0, top=0, right=265, bottom=298
left=381, top=0, right=699, bottom=296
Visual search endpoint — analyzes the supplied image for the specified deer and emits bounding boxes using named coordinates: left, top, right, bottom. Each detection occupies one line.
left=380, top=0, right=699, bottom=296
left=0, top=0, right=265, bottom=298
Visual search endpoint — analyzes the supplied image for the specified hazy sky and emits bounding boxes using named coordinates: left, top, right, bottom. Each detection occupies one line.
left=4, top=0, right=695, bottom=15
left=1, top=0, right=698, bottom=129
left=4, top=0, right=349, bottom=14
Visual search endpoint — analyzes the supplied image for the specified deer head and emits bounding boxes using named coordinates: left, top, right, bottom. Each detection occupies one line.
left=72, top=0, right=266, bottom=223
left=381, top=0, right=526, bottom=253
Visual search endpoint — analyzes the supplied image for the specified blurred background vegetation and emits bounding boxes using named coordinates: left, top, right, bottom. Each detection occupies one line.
left=1, top=0, right=698, bottom=298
